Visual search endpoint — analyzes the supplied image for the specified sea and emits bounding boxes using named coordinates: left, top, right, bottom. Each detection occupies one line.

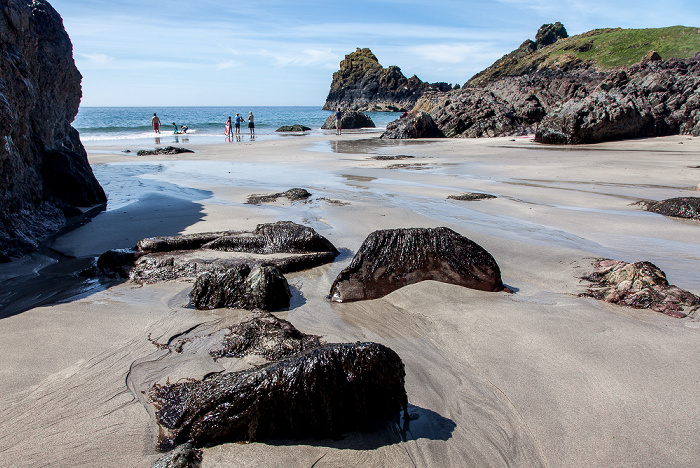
left=73, top=106, right=403, bottom=147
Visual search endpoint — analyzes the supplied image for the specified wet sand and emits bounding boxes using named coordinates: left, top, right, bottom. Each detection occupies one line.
left=1, top=132, right=699, bottom=467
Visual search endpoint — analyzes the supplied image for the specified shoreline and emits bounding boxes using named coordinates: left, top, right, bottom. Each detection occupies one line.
left=1, top=132, right=699, bottom=467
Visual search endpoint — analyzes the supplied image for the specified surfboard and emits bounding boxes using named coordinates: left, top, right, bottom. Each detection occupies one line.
left=224, top=122, right=231, bottom=135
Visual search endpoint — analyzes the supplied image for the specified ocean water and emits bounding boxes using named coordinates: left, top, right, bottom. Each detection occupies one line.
left=73, top=106, right=402, bottom=147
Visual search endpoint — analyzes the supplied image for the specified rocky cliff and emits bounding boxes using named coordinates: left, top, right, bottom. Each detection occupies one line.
left=323, top=48, right=454, bottom=112
left=385, top=24, right=700, bottom=143
left=0, top=0, right=106, bottom=261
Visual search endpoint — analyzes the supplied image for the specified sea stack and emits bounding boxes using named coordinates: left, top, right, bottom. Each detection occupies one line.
left=0, top=0, right=106, bottom=261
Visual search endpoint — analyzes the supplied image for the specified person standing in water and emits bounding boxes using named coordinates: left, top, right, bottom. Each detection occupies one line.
left=334, top=108, right=342, bottom=135
left=248, top=111, right=255, bottom=136
left=151, top=113, right=161, bottom=133
left=235, top=113, right=243, bottom=134
left=225, top=116, right=232, bottom=138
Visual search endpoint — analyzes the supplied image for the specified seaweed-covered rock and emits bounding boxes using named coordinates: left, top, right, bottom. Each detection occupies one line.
left=137, top=147, right=195, bottom=156
left=329, top=227, right=504, bottom=302
left=380, top=112, right=444, bottom=139
left=275, top=125, right=311, bottom=132
left=190, top=264, right=291, bottom=310
left=642, top=197, right=700, bottom=220
left=580, top=259, right=699, bottom=318
left=448, top=193, right=497, bottom=201
left=148, top=341, right=407, bottom=449
left=321, top=110, right=375, bottom=130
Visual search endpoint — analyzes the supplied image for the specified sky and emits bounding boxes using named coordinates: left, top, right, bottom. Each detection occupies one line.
left=49, top=0, right=700, bottom=107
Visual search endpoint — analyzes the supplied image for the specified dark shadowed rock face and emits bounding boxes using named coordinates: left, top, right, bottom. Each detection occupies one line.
left=329, top=227, right=504, bottom=302
left=149, top=341, right=408, bottom=449
left=642, top=197, right=700, bottom=220
left=321, top=110, right=376, bottom=129
left=580, top=259, right=699, bottom=318
left=380, top=112, right=444, bottom=139
left=535, top=22, right=568, bottom=48
left=190, top=264, right=291, bottom=311
left=0, top=0, right=106, bottom=259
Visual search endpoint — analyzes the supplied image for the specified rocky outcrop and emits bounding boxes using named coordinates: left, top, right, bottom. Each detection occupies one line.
left=321, top=110, right=375, bottom=129
left=641, top=197, right=700, bottom=220
left=190, top=264, right=291, bottom=310
left=136, top=147, right=195, bottom=156
left=323, top=48, right=443, bottom=112
left=380, top=111, right=443, bottom=139
left=0, top=0, right=106, bottom=259
left=329, top=227, right=505, bottom=302
left=147, top=320, right=408, bottom=449
left=580, top=259, right=699, bottom=318
left=275, top=125, right=311, bottom=132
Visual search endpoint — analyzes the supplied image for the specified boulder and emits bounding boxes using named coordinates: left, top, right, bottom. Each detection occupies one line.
left=151, top=443, right=202, bottom=468
left=149, top=341, right=408, bottom=449
left=642, top=197, right=700, bottom=220
left=535, top=22, right=568, bottom=49
left=0, top=0, right=106, bottom=259
left=580, top=259, right=699, bottom=318
left=246, top=188, right=311, bottom=204
left=329, top=227, right=505, bottom=302
left=321, top=110, right=375, bottom=129
left=136, top=147, right=194, bottom=156
left=275, top=125, right=311, bottom=132
left=380, top=112, right=444, bottom=139
left=190, top=264, right=291, bottom=311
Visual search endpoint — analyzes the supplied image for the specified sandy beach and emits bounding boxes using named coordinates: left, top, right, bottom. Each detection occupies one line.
left=1, top=131, right=699, bottom=467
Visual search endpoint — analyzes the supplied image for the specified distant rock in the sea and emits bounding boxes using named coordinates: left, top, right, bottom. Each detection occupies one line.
left=641, top=197, right=700, bottom=220
left=580, top=259, right=699, bottom=318
left=323, top=48, right=451, bottom=112
left=321, top=110, right=375, bottom=129
left=381, top=111, right=444, bottom=139
left=275, top=125, right=311, bottom=132
left=137, top=147, right=195, bottom=156
left=0, top=0, right=106, bottom=260
left=330, top=227, right=505, bottom=302
left=140, top=311, right=408, bottom=449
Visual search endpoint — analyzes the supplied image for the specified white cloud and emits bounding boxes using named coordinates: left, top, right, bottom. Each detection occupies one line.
left=79, top=53, right=113, bottom=65
left=217, top=60, right=243, bottom=70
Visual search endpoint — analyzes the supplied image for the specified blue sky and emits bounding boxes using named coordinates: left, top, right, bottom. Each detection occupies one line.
left=50, top=0, right=700, bottom=107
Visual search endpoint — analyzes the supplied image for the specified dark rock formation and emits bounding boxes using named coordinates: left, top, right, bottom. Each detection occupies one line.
left=149, top=341, right=407, bottom=449
left=0, top=0, right=106, bottom=259
left=535, top=22, right=568, bottom=49
left=323, top=48, right=436, bottom=111
left=275, top=125, right=311, bottom=132
left=246, top=188, right=311, bottom=204
left=136, top=147, right=195, bottom=156
left=96, top=221, right=339, bottom=282
left=152, top=443, right=202, bottom=468
left=321, top=110, right=375, bottom=129
left=329, top=227, right=504, bottom=302
left=642, top=197, right=700, bottom=220
left=448, top=193, right=497, bottom=201
left=380, top=112, right=444, bottom=139
left=190, top=264, right=291, bottom=310
left=580, top=259, right=699, bottom=318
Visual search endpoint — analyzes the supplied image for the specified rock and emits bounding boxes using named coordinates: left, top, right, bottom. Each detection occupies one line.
left=323, top=48, right=429, bottom=111
left=96, top=221, right=339, bottom=282
left=329, top=227, right=504, bottom=302
left=321, top=110, right=375, bottom=130
left=640, top=50, right=662, bottom=63
left=448, top=193, right=497, bottom=201
left=0, top=0, right=106, bottom=259
left=580, top=259, right=699, bottom=318
left=642, top=197, right=700, bottom=219
left=148, top=341, right=407, bottom=449
left=246, top=188, right=311, bottom=204
left=535, top=22, right=568, bottom=49
left=380, top=112, right=444, bottom=139
left=152, top=443, right=202, bottom=468
left=190, top=264, right=291, bottom=311
left=136, top=147, right=195, bottom=156
left=275, top=125, right=311, bottom=132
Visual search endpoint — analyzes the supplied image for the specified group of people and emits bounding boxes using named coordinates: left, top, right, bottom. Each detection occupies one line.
left=225, top=112, right=255, bottom=137
left=150, top=113, right=187, bottom=134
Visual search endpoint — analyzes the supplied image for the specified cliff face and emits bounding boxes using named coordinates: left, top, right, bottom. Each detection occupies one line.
left=323, top=48, right=446, bottom=112
left=0, top=0, right=106, bottom=260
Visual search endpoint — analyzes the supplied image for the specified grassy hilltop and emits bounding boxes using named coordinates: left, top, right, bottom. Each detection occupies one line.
left=469, top=25, right=700, bottom=86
